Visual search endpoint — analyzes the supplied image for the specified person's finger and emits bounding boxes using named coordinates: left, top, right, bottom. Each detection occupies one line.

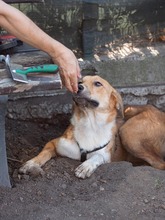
left=76, top=62, right=82, bottom=79
left=70, top=76, right=78, bottom=92
left=59, top=66, right=80, bottom=93
left=63, top=78, right=74, bottom=92
left=60, top=74, right=65, bottom=88
left=70, top=64, right=81, bottom=92
left=65, top=73, right=78, bottom=93
left=59, top=71, right=75, bottom=93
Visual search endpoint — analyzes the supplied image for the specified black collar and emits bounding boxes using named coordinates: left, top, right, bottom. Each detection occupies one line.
left=77, top=141, right=110, bottom=162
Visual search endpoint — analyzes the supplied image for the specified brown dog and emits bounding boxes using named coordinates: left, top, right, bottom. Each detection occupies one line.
left=114, top=105, right=165, bottom=170
left=19, top=75, right=165, bottom=178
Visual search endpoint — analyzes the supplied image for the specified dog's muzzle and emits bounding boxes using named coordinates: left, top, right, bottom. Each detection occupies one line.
left=73, top=84, right=99, bottom=108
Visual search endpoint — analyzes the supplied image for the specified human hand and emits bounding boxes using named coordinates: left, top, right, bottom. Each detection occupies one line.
left=51, top=45, right=81, bottom=93
left=0, top=1, right=81, bottom=93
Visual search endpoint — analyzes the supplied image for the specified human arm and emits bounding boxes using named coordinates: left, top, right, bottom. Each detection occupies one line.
left=0, top=0, right=81, bottom=92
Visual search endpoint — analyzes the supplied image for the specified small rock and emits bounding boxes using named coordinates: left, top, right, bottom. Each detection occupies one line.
left=60, top=192, right=66, bottom=197
left=12, top=169, right=18, bottom=178
left=160, top=205, right=165, bottom=210
left=99, top=179, right=107, bottom=183
left=100, top=186, right=104, bottom=191
left=61, top=184, right=67, bottom=189
left=36, top=190, right=42, bottom=196
left=91, top=182, right=97, bottom=187
left=144, top=199, right=149, bottom=204
left=19, top=197, right=24, bottom=202
left=22, top=174, right=30, bottom=181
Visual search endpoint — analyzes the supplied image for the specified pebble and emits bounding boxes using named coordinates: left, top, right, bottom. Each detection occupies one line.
left=12, top=169, right=18, bottom=178
left=60, top=192, right=66, bottom=197
left=91, top=182, right=97, bottom=188
left=19, top=197, right=24, bottom=202
left=111, top=209, right=117, bottom=213
left=36, top=190, right=42, bottom=196
left=143, top=199, right=149, bottom=204
left=100, top=186, right=105, bottom=191
left=160, top=205, right=165, bottom=210
left=61, top=184, right=67, bottom=189
left=22, top=174, right=30, bottom=181
left=99, top=179, right=107, bottom=183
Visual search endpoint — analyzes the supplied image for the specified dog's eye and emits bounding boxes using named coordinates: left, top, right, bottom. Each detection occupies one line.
left=94, top=81, right=102, bottom=87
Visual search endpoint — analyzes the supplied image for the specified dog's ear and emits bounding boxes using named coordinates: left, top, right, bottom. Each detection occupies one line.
left=111, top=90, right=124, bottom=118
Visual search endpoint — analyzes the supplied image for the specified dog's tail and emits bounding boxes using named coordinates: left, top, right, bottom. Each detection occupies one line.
left=124, top=105, right=153, bottom=120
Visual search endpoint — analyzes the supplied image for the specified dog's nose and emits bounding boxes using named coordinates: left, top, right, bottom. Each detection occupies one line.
left=78, top=84, right=84, bottom=93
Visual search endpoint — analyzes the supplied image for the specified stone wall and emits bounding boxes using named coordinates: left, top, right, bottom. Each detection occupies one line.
left=10, top=0, right=165, bottom=57
left=6, top=83, right=165, bottom=123
left=7, top=47, right=165, bottom=122
left=3, top=0, right=165, bottom=120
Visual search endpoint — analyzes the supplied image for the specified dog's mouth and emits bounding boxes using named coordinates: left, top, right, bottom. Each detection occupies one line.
left=73, top=95, right=99, bottom=108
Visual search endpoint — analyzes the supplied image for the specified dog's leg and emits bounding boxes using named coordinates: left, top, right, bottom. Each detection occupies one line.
left=132, top=150, right=165, bottom=170
left=120, top=112, right=165, bottom=170
left=144, top=155, right=165, bottom=170
left=120, top=140, right=165, bottom=170
left=75, top=150, right=110, bottom=179
left=19, top=139, right=58, bottom=176
left=75, top=155, right=104, bottom=179
left=19, top=137, right=80, bottom=176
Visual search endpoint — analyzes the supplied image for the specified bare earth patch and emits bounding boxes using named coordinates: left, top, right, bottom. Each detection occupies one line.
left=0, top=119, right=165, bottom=220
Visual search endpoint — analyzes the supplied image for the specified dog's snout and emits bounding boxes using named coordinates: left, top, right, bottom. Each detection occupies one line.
left=78, top=84, right=84, bottom=93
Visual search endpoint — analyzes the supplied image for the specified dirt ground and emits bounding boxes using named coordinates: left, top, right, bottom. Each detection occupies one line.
left=0, top=118, right=165, bottom=220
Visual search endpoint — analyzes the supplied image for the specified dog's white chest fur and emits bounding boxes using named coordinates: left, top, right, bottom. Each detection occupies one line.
left=71, top=111, right=115, bottom=152
left=19, top=75, right=124, bottom=179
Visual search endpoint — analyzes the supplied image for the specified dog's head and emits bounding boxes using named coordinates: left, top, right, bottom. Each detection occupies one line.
left=73, top=75, right=123, bottom=116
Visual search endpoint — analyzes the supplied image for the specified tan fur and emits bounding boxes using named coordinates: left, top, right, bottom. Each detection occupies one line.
left=113, top=105, right=165, bottom=169
left=19, top=76, right=165, bottom=179
left=19, top=75, right=123, bottom=178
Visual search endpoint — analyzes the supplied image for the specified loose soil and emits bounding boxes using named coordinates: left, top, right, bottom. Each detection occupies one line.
left=0, top=118, right=165, bottom=220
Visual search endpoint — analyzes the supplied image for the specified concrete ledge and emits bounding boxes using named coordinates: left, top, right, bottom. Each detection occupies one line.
left=5, top=44, right=165, bottom=120
left=81, top=43, right=165, bottom=87
left=6, top=83, right=164, bottom=122
left=118, top=84, right=165, bottom=111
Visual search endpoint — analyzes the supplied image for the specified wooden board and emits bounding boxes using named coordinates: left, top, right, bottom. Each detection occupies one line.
left=0, top=52, right=62, bottom=95
left=4, top=0, right=43, bottom=3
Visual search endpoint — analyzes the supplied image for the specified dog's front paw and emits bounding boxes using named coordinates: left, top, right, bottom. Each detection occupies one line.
left=19, top=160, right=44, bottom=176
left=75, top=161, right=97, bottom=179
